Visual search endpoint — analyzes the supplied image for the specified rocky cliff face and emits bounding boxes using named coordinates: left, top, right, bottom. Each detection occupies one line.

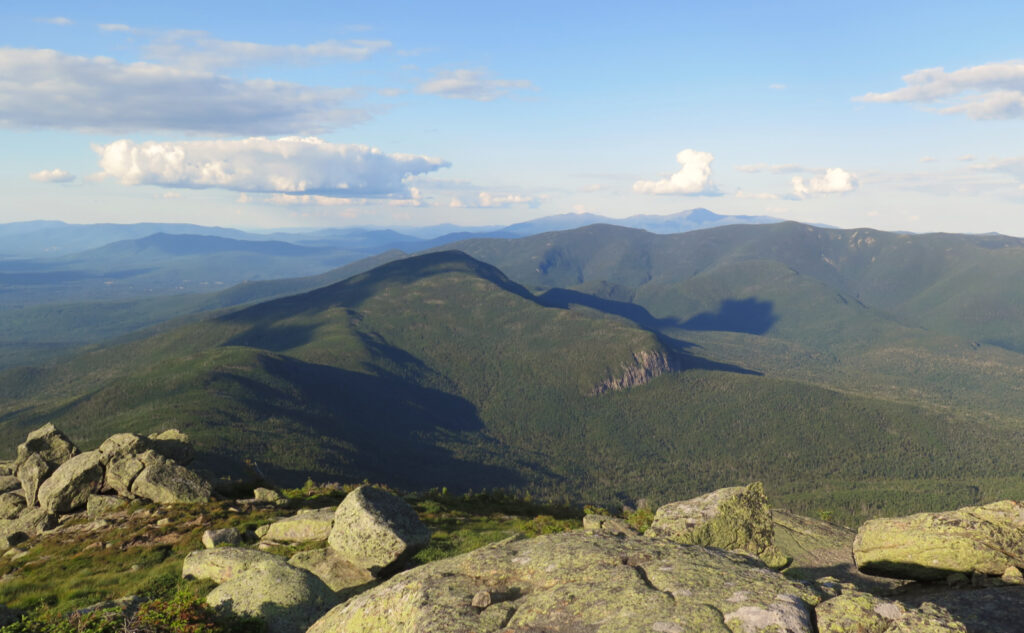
left=592, top=349, right=678, bottom=394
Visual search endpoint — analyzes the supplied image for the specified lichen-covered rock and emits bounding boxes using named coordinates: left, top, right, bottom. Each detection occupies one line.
left=0, top=507, right=54, bottom=550
left=97, top=433, right=149, bottom=461
left=254, top=487, right=284, bottom=504
left=647, top=482, right=788, bottom=568
left=308, top=530, right=821, bottom=633
left=207, top=562, right=334, bottom=633
left=202, top=527, right=240, bottom=549
left=182, top=547, right=287, bottom=584
left=86, top=494, right=128, bottom=517
left=105, top=453, right=145, bottom=498
left=582, top=513, right=638, bottom=535
left=263, top=508, right=334, bottom=543
left=0, top=492, right=26, bottom=520
left=130, top=451, right=211, bottom=504
left=147, top=429, right=194, bottom=465
left=0, top=476, right=19, bottom=494
left=36, top=451, right=105, bottom=514
left=853, top=500, right=1024, bottom=580
left=0, top=462, right=13, bottom=476
left=327, top=486, right=430, bottom=575
left=288, top=548, right=374, bottom=594
left=16, top=453, right=50, bottom=507
left=15, top=423, right=78, bottom=469
left=899, top=586, right=1024, bottom=633
left=816, top=590, right=966, bottom=632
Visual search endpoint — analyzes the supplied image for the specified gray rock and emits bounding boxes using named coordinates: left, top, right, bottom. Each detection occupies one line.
left=207, top=562, right=334, bottom=633
left=86, top=495, right=128, bottom=518
left=104, top=453, right=145, bottom=498
left=308, top=530, right=821, bottom=633
left=263, top=508, right=334, bottom=543
left=647, top=482, right=788, bottom=568
left=816, top=589, right=967, bottom=632
left=327, top=486, right=430, bottom=575
left=36, top=451, right=105, bottom=514
left=16, top=453, right=50, bottom=507
left=74, top=595, right=146, bottom=619
left=97, top=433, right=149, bottom=462
left=182, top=547, right=286, bottom=584
left=130, top=451, right=211, bottom=504
left=15, top=423, right=78, bottom=469
left=0, top=507, right=55, bottom=550
left=583, top=513, right=638, bottom=535
left=0, top=476, right=19, bottom=494
left=147, top=429, right=194, bottom=465
left=288, top=548, right=374, bottom=594
left=202, top=527, right=241, bottom=549
left=0, top=492, right=26, bottom=520
left=254, top=487, right=284, bottom=503
left=0, top=461, right=13, bottom=476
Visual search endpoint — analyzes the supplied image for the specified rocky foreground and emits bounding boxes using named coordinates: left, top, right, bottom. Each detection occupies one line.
left=3, top=426, right=1024, bottom=632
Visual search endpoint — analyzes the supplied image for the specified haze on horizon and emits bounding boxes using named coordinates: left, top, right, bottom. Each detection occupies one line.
left=3, top=1, right=1024, bottom=235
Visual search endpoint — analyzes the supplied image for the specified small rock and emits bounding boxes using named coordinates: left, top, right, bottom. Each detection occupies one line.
left=255, top=524, right=271, bottom=538
left=147, top=429, right=194, bottom=465
left=254, top=487, right=284, bottom=504
left=263, top=508, right=334, bottom=543
left=1002, top=567, right=1024, bottom=585
left=0, top=493, right=26, bottom=520
left=86, top=495, right=128, bottom=518
left=156, top=518, right=170, bottom=526
left=202, top=528, right=240, bottom=549
left=472, top=590, right=493, bottom=609
left=327, top=486, right=431, bottom=575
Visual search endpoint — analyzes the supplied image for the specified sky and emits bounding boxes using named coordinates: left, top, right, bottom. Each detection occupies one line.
left=3, top=1, right=1024, bottom=234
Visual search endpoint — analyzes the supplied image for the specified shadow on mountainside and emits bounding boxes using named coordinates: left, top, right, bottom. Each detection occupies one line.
left=681, top=298, right=778, bottom=335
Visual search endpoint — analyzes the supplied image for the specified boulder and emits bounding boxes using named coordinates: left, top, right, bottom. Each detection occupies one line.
left=288, top=548, right=374, bottom=594
left=816, top=590, right=966, bottom=632
left=853, top=500, right=1024, bottom=580
left=327, top=486, right=430, bottom=575
left=0, top=492, right=26, bottom=520
left=254, top=487, right=284, bottom=503
left=15, top=423, right=78, bottom=469
left=130, top=451, right=211, bottom=504
left=308, top=530, right=821, bottom=633
left=86, top=495, right=128, bottom=518
left=263, top=508, right=334, bottom=543
left=646, top=482, right=788, bottom=568
left=16, top=453, right=50, bottom=507
left=898, top=585, right=1024, bottom=633
left=182, top=547, right=287, bottom=584
left=105, top=453, right=145, bottom=498
left=97, top=433, right=150, bottom=462
left=0, top=476, right=19, bottom=494
left=0, top=507, right=55, bottom=550
left=147, top=429, right=194, bottom=465
left=202, top=527, right=241, bottom=549
left=36, top=451, right=105, bottom=514
left=206, top=562, right=334, bottom=633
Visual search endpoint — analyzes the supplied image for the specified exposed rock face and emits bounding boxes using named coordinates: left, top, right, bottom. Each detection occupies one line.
left=853, top=500, right=1024, bottom=580
left=327, top=486, right=430, bottom=575
left=288, top=548, right=374, bottom=594
left=816, top=590, right=966, bottom=632
left=104, top=453, right=145, bottom=498
left=147, top=429, right=194, bottom=465
left=0, top=476, right=19, bottom=494
left=647, top=482, right=788, bottom=568
left=263, top=508, right=335, bottom=543
left=86, top=494, right=128, bottom=518
left=15, top=423, right=78, bottom=469
left=17, top=453, right=51, bottom=507
left=308, top=530, right=821, bottom=633
left=183, top=547, right=333, bottom=633
left=36, top=451, right=105, bottom=514
left=593, top=350, right=678, bottom=394
left=0, top=492, right=26, bottom=520
left=130, top=451, right=212, bottom=504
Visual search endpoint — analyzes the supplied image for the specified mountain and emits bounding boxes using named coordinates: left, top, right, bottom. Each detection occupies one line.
left=501, top=208, right=781, bottom=236
left=2, top=248, right=1024, bottom=525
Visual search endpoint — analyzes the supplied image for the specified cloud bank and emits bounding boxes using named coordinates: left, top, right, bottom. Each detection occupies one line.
left=95, top=137, right=450, bottom=197
left=29, top=168, right=75, bottom=183
left=634, top=149, right=719, bottom=195
left=0, top=48, right=365, bottom=134
left=856, top=61, right=1024, bottom=120
left=792, top=168, right=857, bottom=197
left=418, top=69, right=533, bottom=101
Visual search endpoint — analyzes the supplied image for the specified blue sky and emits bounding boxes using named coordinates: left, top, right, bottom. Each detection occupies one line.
left=3, top=1, right=1024, bottom=233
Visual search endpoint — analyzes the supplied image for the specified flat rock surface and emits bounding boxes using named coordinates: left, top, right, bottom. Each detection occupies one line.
left=264, top=508, right=335, bottom=543
left=308, top=530, right=822, bottom=633
left=182, top=547, right=288, bottom=584
left=896, top=585, right=1024, bottom=633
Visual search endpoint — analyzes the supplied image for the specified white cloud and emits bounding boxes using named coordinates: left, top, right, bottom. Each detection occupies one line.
left=736, top=163, right=805, bottom=174
left=418, top=69, right=533, bottom=101
left=476, top=192, right=538, bottom=207
left=0, top=47, right=366, bottom=134
left=791, top=168, right=858, bottom=198
left=634, top=149, right=719, bottom=195
left=94, top=136, right=449, bottom=198
left=99, top=23, right=133, bottom=32
left=920, top=156, right=937, bottom=163
left=855, top=61, right=1024, bottom=120
left=39, top=17, right=72, bottom=26
left=143, top=31, right=391, bottom=70
left=735, top=190, right=779, bottom=200
left=29, top=168, right=75, bottom=183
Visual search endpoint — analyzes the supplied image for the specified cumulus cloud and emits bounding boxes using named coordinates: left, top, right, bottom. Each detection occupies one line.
left=855, top=61, right=1024, bottom=120
left=29, top=168, right=75, bottom=183
left=448, top=192, right=539, bottom=208
left=633, top=149, right=719, bottom=195
left=791, top=168, right=857, bottom=198
left=99, top=23, right=133, bottom=32
left=143, top=31, right=391, bottom=70
left=418, top=69, right=533, bottom=101
left=0, top=47, right=366, bottom=134
left=94, top=136, right=449, bottom=198
left=736, top=163, right=805, bottom=174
